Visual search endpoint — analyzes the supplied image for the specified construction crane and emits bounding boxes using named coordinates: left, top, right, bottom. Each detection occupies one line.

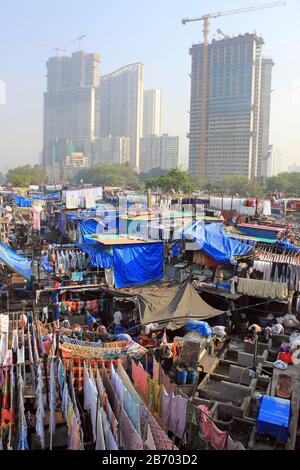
left=217, top=29, right=230, bottom=39
left=67, top=34, right=87, bottom=51
left=182, top=1, right=286, bottom=179
left=35, top=43, right=67, bottom=57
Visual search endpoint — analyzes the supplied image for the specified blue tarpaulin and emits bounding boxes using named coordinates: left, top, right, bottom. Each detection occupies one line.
left=113, top=243, right=164, bottom=289
left=40, top=254, right=54, bottom=273
left=185, top=321, right=212, bottom=338
left=79, top=244, right=113, bottom=269
left=277, top=240, right=298, bottom=253
left=257, top=396, right=291, bottom=444
left=15, top=196, right=32, bottom=208
left=0, top=243, right=32, bottom=280
left=80, top=220, right=99, bottom=244
left=184, top=223, right=252, bottom=265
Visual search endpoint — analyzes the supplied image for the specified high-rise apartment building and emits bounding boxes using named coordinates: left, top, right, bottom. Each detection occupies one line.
left=259, top=58, right=274, bottom=178
left=94, top=136, right=130, bottom=165
left=143, top=89, right=161, bottom=137
left=188, top=34, right=273, bottom=181
left=43, top=51, right=101, bottom=178
left=100, top=63, right=144, bottom=171
left=140, top=134, right=179, bottom=173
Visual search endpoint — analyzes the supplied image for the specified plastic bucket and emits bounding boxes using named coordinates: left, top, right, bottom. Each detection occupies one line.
left=187, top=368, right=197, bottom=385
left=177, top=368, right=188, bottom=385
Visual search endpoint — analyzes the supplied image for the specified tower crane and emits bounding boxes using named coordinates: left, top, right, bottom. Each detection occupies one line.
left=217, top=29, right=230, bottom=39
left=35, top=43, right=67, bottom=58
left=67, top=34, right=87, bottom=51
left=182, top=1, right=286, bottom=179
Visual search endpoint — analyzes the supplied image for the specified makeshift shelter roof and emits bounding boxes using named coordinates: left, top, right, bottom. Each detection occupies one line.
left=111, top=280, right=224, bottom=330
left=184, top=222, right=253, bottom=265
left=0, top=243, right=32, bottom=280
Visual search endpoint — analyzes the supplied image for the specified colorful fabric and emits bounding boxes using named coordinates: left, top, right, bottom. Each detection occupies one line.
left=102, top=365, right=116, bottom=411
left=187, top=408, right=207, bottom=450
left=199, top=405, right=228, bottom=450
left=160, top=367, right=176, bottom=395
left=210, top=422, right=228, bottom=450
left=153, top=357, right=160, bottom=383
left=123, top=387, right=141, bottom=436
left=132, top=361, right=149, bottom=399
left=140, top=403, right=177, bottom=450
left=117, top=362, right=141, bottom=404
left=118, top=399, right=143, bottom=451
left=147, top=378, right=162, bottom=415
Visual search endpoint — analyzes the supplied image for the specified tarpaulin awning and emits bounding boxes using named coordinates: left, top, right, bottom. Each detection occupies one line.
left=113, top=243, right=164, bottom=289
left=185, top=223, right=253, bottom=265
left=80, top=219, right=99, bottom=244
left=14, top=196, right=32, bottom=208
left=110, top=280, right=224, bottom=330
left=0, top=243, right=32, bottom=280
left=79, top=244, right=113, bottom=269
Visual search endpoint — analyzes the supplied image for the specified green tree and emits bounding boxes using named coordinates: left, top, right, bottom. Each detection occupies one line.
left=139, top=168, right=167, bottom=182
left=145, top=168, right=196, bottom=194
left=6, top=165, right=47, bottom=187
left=74, top=164, right=143, bottom=190
left=266, top=173, right=300, bottom=196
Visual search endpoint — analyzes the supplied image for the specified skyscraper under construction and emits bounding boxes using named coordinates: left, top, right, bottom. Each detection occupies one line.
left=188, top=33, right=273, bottom=181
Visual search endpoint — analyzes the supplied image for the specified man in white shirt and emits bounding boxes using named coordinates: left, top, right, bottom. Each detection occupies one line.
left=113, top=310, right=125, bottom=335
left=113, top=310, right=123, bottom=326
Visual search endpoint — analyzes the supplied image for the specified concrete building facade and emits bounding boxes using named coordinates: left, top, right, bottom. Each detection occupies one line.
left=94, top=136, right=130, bottom=165
left=140, top=134, right=179, bottom=173
left=100, top=63, right=144, bottom=171
left=43, top=51, right=101, bottom=179
left=143, top=89, right=161, bottom=137
left=188, top=34, right=273, bottom=181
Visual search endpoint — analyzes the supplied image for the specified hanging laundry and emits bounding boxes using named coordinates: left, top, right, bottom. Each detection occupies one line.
left=119, top=400, right=143, bottom=451
left=167, top=393, right=187, bottom=441
left=236, top=278, right=288, bottom=300
left=140, top=403, right=177, bottom=450
left=147, top=378, right=162, bottom=415
left=83, top=365, right=105, bottom=450
left=227, top=436, right=246, bottom=450
left=199, top=405, right=228, bottom=451
left=145, top=425, right=156, bottom=451
left=132, top=361, right=149, bottom=399
left=49, top=360, right=56, bottom=439
left=153, top=357, right=160, bottom=383
left=17, top=369, right=29, bottom=451
left=35, top=364, right=45, bottom=449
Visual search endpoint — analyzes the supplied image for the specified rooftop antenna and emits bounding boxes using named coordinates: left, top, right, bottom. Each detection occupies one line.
left=67, top=34, right=87, bottom=51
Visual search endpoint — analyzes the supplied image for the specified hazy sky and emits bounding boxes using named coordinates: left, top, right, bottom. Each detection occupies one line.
left=0, top=0, right=299, bottom=174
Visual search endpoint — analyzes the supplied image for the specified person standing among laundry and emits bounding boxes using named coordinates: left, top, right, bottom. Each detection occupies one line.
left=113, top=309, right=126, bottom=335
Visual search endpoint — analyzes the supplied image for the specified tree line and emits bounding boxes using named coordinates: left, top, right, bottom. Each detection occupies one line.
left=4, top=164, right=300, bottom=197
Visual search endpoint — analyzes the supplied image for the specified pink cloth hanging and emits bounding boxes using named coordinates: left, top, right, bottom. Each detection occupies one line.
left=199, top=405, right=228, bottom=450
left=132, top=361, right=148, bottom=399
